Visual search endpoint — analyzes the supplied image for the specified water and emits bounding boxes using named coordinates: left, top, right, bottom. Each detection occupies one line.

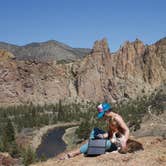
left=36, top=127, right=67, bottom=158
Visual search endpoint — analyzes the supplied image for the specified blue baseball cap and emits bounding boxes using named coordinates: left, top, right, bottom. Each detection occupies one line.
left=97, top=103, right=112, bottom=119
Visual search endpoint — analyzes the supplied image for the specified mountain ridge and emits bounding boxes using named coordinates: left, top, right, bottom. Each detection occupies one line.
left=0, top=40, right=91, bottom=61
left=0, top=37, right=165, bottom=106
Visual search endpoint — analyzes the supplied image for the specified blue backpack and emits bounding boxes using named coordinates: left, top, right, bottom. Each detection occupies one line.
left=87, top=128, right=107, bottom=156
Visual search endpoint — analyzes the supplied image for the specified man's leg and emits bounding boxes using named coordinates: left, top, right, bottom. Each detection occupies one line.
left=67, top=143, right=88, bottom=158
left=80, top=143, right=88, bottom=154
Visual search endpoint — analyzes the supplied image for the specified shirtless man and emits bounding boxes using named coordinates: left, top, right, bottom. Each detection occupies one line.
left=97, top=103, right=129, bottom=150
left=61, top=102, right=130, bottom=159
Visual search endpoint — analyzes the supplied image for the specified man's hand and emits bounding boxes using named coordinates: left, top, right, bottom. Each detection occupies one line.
left=118, top=137, right=128, bottom=154
left=121, top=138, right=127, bottom=149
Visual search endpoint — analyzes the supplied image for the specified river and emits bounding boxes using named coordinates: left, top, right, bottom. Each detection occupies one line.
left=36, top=127, right=67, bottom=158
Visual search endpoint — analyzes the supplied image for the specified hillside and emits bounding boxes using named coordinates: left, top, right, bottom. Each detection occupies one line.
left=0, top=37, right=166, bottom=106
left=31, top=109, right=166, bottom=166
left=0, top=40, right=91, bottom=61
left=31, top=136, right=166, bottom=166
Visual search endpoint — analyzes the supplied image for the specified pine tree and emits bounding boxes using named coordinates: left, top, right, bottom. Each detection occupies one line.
left=22, top=147, right=37, bottom=166
left=2, top=118, right=15, bottom=146
left=58, top=100, right=65, bottom=121
left=7, top=119, right=15, bottom=142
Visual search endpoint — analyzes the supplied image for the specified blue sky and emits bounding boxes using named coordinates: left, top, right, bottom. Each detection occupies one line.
left=0, top=0, right=166, bottom=51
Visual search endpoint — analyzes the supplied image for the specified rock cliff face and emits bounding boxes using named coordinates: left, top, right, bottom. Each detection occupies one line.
left=72, top=37, right=166, bottom=102
left=0, top=37, right=166, bottom=106
left=0, top=51, right=70, bottom=105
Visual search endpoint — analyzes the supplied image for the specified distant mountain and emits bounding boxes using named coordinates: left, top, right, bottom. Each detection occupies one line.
left=0, top=40, right=91, bottom=61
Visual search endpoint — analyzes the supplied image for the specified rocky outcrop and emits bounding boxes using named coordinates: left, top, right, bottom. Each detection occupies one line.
left=0, top=52, right=70, bottom=106
left=73, top=37, right=166, bottom=102
left=0, top=37, right=166, bottom=106
left=0, top=49, right=15, bottom=61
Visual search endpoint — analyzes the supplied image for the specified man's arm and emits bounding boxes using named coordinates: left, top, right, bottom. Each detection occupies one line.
left=115, top=115, right=130, bottom=147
